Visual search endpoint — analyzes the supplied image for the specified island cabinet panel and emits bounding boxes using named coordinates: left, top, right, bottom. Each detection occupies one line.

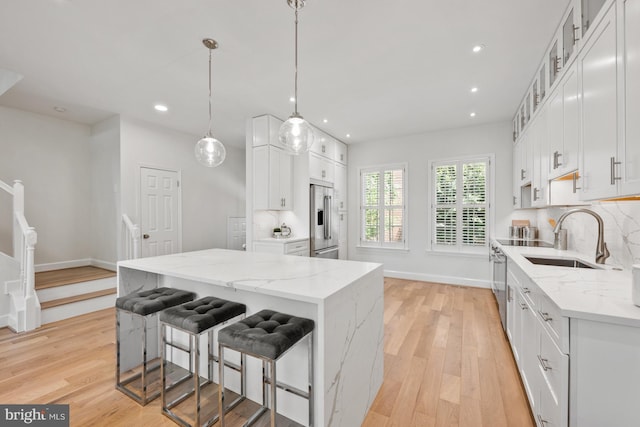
left=570, top=318, right=640, bottom=427
left=117, top=249, right=384, bottom=427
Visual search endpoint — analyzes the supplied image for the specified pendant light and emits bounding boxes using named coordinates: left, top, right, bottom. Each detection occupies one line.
left=278, top=0, right=315, bottom=155
left=195, top=38, right=226, bottom=167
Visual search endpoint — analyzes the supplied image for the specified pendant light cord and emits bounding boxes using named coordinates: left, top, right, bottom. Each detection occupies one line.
left=208, top=47, right=213, bottom=137
left=294, top=6, right=299, bottom=115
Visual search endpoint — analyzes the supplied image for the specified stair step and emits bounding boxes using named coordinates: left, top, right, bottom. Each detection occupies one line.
left=36, top=266, right=115, bottom=290
left=40, top=288, right=117, bottom=310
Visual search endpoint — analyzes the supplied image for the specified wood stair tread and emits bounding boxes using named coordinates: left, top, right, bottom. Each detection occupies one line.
left=40, top=288, right=117, bottom=310
left=36, top=266, right=116, bottom=290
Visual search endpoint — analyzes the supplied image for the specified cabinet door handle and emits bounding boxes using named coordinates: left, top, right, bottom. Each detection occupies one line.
left=322, top=169, right=326, bottom=178
left=522, top=287, right=531, bottom=294
left=513, top=196, right=517, bottom=206
left=610, top=157, right=621, bottom=185
left=538, top=310, right=553, bottom=322
left=533, top=187, right=540, bottom=201
left=572, top=172, right=581, bottom=194
left=520, top=303, right=528, bottom=311
left=537, top=354, right=552, bottom=371
left=322, top=144, right=326, bottom=153
left=554, top=56, right=562, bottom=73
left=537, top=414, right=550, bottom=426
left=520, top=169, right=526, bottom=180
left=340, top=154, right=344, bottom=161
left=553, top=151, right=563, bottom=169
left=573, top=25, right=581, bottom=45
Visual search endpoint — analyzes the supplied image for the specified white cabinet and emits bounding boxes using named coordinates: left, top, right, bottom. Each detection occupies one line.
left=338, top=212, right=347, bottom=260
left=311, top=131, right=335, bottom=160
left=620, top=0, right=640, bottom=197
left=335, top=141, right=347, bottom=164
left=253, top=145, right=293, bottom=210
left=253, top=238, right=309, bottom=256
left=334, top=162, right=347, bottom=211
left=579, top=3, right=619, bottom=200
left=532, top=105, right=549, bottom=207
left=310, top=152, right=334, bottom=183
left=507, top=262, right=569, bottom=427
left=252, top=115, right=282, bottom=147
left=513, top=141, right=523, bottom=208
left=548, top=63, right=580, bottom=180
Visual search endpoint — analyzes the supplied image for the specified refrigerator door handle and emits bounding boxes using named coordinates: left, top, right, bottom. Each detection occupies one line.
left=323, top=195, right=329, bottom=239
left=327, top=195, right=332, bottom=239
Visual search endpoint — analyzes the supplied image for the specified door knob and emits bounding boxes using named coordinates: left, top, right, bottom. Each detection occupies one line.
left=143, top=234, right=150, bottom=239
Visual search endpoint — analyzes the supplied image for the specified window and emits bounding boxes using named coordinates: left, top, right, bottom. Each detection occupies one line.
left=360, top=164, right=407, bottom=249
left=431, top=157, right=491, bottom=253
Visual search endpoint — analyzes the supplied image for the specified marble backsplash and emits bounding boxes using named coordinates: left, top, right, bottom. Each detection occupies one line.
left=513, top=201, right=640, bottom=269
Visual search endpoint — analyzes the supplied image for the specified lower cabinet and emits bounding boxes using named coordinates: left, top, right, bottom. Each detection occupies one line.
left=507, top=262, right=568, bottom=427
left=253, top=238, right=310, bottom=256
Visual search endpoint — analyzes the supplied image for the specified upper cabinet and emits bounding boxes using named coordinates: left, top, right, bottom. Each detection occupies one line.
left=513, top=0, right=640, bottom=205
left=548, top=62, right=580, bottom=180
left=579, top=3, right=618, bottom=200
left=311, top=130, right=335, bottom=160
left=582, top=0, right=609, bottom=38
left=620, top=0, right=640, bottom=196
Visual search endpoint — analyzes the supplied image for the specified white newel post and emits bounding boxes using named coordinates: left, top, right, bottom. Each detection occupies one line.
left=23, top=227, right=40, bottom=331
left=13, top=180, right=24, bottom=263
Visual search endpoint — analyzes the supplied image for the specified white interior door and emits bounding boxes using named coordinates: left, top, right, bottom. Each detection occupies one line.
left=140, top=167, right=180, bottom=257
left=226, top=217, right=246, bottom=250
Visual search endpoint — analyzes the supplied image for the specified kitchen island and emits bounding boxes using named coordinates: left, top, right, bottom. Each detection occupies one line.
left=117, top=249, right=384, bottom=427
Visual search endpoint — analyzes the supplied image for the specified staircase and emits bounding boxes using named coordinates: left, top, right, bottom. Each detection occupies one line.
left=0, top=179, right=39, bottom=332
left=36, top=266, right=117, bottom=324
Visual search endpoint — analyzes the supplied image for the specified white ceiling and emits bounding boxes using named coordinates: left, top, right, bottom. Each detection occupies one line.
left=0, top=0, right=569, bottom=147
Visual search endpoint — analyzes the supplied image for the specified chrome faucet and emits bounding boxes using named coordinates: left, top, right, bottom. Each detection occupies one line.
left=553, top=208, right=610, bottom=264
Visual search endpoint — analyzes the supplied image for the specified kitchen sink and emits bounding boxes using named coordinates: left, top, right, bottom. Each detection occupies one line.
left=524, top=256, right=601, bottom=269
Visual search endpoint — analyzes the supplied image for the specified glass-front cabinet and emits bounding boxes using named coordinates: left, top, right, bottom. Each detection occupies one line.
left=582, top=0, right=608, bottom=37
left=533, top=81, right=539, bottom=112
left=563, top=6, right=579, bottom=65
left=549, top=39, right=561, bottom=87
left=539, top=64, right=546, bottom=103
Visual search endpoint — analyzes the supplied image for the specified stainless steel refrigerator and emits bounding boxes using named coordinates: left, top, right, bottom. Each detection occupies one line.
left=310, top=184, right=339, bottom=259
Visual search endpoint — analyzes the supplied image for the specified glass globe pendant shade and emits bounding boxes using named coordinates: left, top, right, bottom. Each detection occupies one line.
left=195, top=135, right=226, bottom=167
left=278, top=114, right=315, bottom=155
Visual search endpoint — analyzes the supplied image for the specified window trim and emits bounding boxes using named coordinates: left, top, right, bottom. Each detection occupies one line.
left=358, top=163, right=409, bottom=250
left=428, top=154, right=494, bottom=254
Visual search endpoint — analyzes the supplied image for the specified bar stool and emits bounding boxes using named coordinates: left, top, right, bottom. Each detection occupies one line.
left=218, top=309, right=315, bottom=427
left=116, top=287, right=196, bottom=405
left=160, top=297, right=246, bottom=427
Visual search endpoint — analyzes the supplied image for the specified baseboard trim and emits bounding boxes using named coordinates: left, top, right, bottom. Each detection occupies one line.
left=35, top=259, right=92, bottom=272
left=35, top=259, right=116, bottom=273
left=91, top=259, right=117, bottom=272
left=384, top=269, right=490, bottom=289
left=0, top=314, right=8, bottom=328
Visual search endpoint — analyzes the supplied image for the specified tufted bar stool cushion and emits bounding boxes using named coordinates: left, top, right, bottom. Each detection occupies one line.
left=160, top=297, right=247, bottom=334
left=218, top=309, right=315, bottom=360
left=116, top=287, right=196, bottom=316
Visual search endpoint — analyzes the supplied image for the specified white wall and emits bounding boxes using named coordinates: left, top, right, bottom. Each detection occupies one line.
left=90, top=116, right=120, bottom=266
left=120, top=117, right=245, bottom=253
left=347, top=121, right=513, bottom=287
left=0, top=106, right=92, bottom=265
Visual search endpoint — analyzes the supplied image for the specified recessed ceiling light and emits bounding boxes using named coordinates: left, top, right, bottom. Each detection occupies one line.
left=472, top=44, right=485, bottom=53
left=323, top=118, right=328, bottom=123
left=470, top=112, right=477, bottom=117
left=53, top=106, right=66, bottom=113
left=346, top=134, right=351, bottom=138
left=289, top=96, right=296, bottom=103
left=471, top=87, right=478, bottom=93
left=154, top=104, right=168, bottom=112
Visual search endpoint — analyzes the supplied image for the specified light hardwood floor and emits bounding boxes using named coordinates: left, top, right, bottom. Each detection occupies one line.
left=0, top=279, right=534, bottom=427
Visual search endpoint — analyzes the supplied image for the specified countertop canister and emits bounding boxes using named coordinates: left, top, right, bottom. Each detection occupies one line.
left=633, top=265, right=640, bottom=307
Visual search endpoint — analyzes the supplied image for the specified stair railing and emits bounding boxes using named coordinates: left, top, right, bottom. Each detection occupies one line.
left=122, top=214, right=140, bottom=260
left=1, top=179, right=40, bottom=331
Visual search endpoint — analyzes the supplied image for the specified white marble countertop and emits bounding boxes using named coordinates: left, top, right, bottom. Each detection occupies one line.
left=255, top=236, right=309, bottom=243
left=494, top=238, right=640, bottom=327
left=118, top=248, right=381, bottom=304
